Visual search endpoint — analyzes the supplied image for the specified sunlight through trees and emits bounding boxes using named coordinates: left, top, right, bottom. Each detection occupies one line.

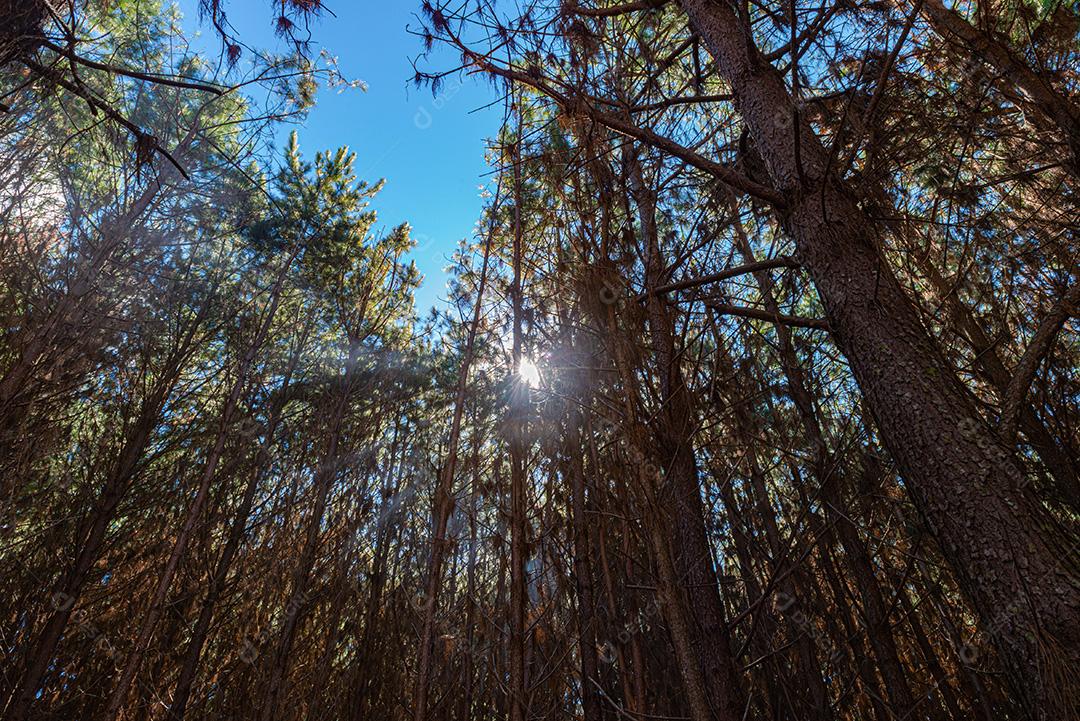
left=1, top=1, right=1078, bottom=721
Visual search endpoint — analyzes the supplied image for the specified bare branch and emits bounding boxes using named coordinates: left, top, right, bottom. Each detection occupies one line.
left=23, top=57, right=192, bottom=179
left=705, top=302, right=830, bottom=330
left=40, top=40, right=226, bottom=96
left=567, top=0, right=669, bottom=18
left=461, top=57, right=788, bottom=207
left=1000, top=283, right=1080, bottom=444
left=639, top=255, right=799, bottom=299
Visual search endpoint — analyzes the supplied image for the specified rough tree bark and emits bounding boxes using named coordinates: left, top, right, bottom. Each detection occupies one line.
left=677, top=1, right=1079, bottom=713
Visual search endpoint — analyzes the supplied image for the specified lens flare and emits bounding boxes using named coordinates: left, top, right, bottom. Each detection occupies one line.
left=518, top=357, right=541, bottom=389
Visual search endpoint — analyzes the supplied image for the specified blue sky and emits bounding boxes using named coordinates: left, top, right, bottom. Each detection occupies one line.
left=176, top=0, right=503, bottom=312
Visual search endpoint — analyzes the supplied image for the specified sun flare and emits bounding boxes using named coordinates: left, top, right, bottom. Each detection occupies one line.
left=517, top=357, right=542, bottom=389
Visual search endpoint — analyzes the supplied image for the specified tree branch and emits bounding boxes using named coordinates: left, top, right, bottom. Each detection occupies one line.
left=705, top=302, right=830, bottom=330
left=40, top=39, right=226, bottom=96
left=627, top=93, right=732, bottom=113
left=1000, top=283, right=1080, bottom=444
left=568, top=0, right=669, bottom=18
left=639, top=255, right=799, bottom=299
left=463, top=58, right=787, bottom=207
left=23, top=57, right=192, bottom=179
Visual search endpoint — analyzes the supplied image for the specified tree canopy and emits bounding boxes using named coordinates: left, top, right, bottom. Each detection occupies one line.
left=0, top=1, right=1077, bottom=721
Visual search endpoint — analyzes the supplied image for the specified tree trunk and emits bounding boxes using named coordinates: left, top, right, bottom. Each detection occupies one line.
left=413, top=193, right=495, bottom=721
left=714, top=463, right=786, bottom=720
left=508, top=96, right=529, bottom=721
left=9, top=416, right=158, bottom=721
left=869, top=189, right=1080, bottom=511
left=351, top=420, right=405, bottom=720
left=624, top=151, right=746, bottom=721
left=897, top=584, right=966, bottom=721
left=728, top=207, right=916, bottom=717
left=106, top=255, right=294, bottom=721
left=0, top=163, right=181, bottom=505
left=567, top=414, right=603, bottom=721
left=7, top=307, right=202, bottom=721
left=256, top=366, right=353, bottom=721
left=460, top=416, right=482, bottom=721
left=165, top=319, right=307, bottom=721
left=678, top=1, right=1080, bottom=713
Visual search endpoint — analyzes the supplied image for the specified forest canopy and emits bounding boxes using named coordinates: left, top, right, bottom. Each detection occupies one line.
left=0, top=1, right=1078, bottom=721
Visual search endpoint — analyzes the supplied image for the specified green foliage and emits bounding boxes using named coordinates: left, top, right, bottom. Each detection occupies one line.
left=250, top=132, right=421, bottom=342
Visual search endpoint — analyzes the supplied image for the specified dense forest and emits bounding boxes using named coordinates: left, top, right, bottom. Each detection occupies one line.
left=0, top=0, right=1078, bottom=720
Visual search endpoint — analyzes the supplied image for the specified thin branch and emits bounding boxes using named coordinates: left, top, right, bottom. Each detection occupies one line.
left=704, top=302, right=830, bottom=330
left=638, top=255, right=799, bottom=299
left=1000, top=283, right=1080, bottom=444
left=627, top=93, right=732, bottom=113
left=569, top=0, right=669, bottom=18
left=841, top=0, right=923, bottom=173
left=23, top=57, right=191, bottom=179
left=462, top=57, right=787, bottom=207
left=40, top=39, right=226, bottom=95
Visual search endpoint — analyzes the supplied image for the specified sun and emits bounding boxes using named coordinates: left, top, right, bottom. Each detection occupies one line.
left=517, top=357, right=542, bottom=389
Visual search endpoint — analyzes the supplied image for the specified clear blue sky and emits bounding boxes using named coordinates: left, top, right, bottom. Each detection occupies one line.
left=176, top=0, right=502, bottom=312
